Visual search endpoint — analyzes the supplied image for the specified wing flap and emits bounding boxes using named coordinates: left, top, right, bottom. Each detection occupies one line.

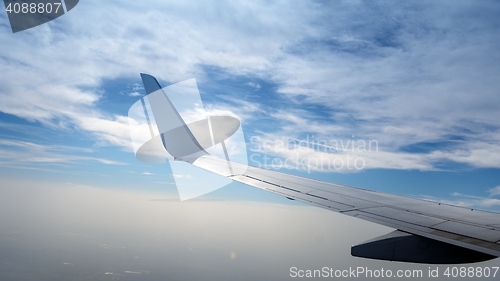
left=362, top=206, right=447, bottom=227
left=431, top=221, right=500, bottom=243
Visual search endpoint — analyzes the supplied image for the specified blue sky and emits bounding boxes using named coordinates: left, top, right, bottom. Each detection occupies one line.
left=1, top=0, right=500, bottom=211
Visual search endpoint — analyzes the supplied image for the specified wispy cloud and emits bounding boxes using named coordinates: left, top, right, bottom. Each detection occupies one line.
left=173, top=174, right=193, bottom=179
left=203, top=98, right=265, bottom=122
left=0, top=0, right=499, bottom=173
left=127, top=91, right=142, bottom=97
left=246, top=82, right=261, bottom=91
left=421, top=192, right=500, bottom=210
left=248, top=134, right=432, bottom=172
left=488, top=186, right=500, bottom=197
left=0, top=139, right=126, bottom=166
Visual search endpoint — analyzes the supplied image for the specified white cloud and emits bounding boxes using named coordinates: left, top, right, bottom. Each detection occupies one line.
left=249, top=107, right=500, bottom=172
left=203, top=100, right=263, bottom=122
left=427, top=143, right=500, bottom=169
left=127, top=91, right=142, bottom=97
left=0, top=0, right=312, bottom=149
left=173, top=174, right=193, bottom=179
left=246, top=82, right=261, bottom=91
left=0, top=139, right=126, bottom=167
left=488, top=186, right=500, bottom=197
left=421, top=192, right=500, bottom=210
left=0, top=0, right=499, bottom=172
left=248, top=134, right=433, bottom=172
left=152, top=181, right=176, bottom=185
left=131, top=83, right=143, bottom=91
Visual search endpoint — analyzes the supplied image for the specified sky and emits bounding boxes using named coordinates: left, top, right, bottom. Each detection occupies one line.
left=1, top=0, right=500, bottom=279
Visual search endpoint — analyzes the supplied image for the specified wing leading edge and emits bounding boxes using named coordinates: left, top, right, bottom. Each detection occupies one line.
left=140, top=74, right=500, bottom=264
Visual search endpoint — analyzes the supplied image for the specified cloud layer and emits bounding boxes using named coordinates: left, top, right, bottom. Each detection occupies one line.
left=0, top=0, right=499, bottom=173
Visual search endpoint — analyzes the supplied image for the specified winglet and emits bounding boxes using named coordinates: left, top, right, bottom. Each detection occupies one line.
left=140, top=73, right=162, bottom=95
left=140, top=74, right=208, bottom=161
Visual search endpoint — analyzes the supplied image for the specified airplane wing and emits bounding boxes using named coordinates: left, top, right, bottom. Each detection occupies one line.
left=137, top=74, right=500, bottom=264
left=194, top=155, right=500, bottom=264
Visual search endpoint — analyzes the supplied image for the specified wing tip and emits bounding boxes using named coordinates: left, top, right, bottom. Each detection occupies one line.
left=140, top=73, right=162, bottom=95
